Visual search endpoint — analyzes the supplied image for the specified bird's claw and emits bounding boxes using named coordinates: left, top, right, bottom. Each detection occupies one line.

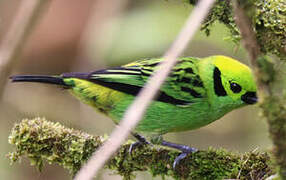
left=129, top=133, right=151, bottom=155
left=160, top=140, right=197, bottom=169
left=128, top=141, right=145, bottom=154
left=173, top=147, right=197, bottom=169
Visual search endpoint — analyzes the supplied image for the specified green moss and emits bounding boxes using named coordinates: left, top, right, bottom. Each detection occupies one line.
left=8, top=117, right=102, bottom=176
left=257, top=55, right=286, bottom=178
left=260, top=95, right=286, bottom=177
left=185, top=0, right=286, bottom=59
left=257, top=56, right=276, bottom=85
left=8, top=118, right=275, bottom=179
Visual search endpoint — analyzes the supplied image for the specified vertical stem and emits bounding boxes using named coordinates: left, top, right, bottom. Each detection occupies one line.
left=0, top=0, right=50, bottom=100
left=233, top=1, right=286, bottom=178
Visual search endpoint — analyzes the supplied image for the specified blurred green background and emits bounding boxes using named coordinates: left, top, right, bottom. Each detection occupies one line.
left=0, top=0, right=271, bottom=179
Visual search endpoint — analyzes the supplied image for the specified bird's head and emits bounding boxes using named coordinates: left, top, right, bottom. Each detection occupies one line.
left=202, top=56, right=258, bottom=107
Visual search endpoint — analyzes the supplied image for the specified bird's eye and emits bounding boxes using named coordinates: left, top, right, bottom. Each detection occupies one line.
left=230, top=82, right=242, bottom=93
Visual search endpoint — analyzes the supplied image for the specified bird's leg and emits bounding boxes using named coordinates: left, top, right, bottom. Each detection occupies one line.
left=129, top=132, right=151, bottom=154
left=161, top=140, right=197, bottom=169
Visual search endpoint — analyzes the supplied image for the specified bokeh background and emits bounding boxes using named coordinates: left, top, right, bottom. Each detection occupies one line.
left=0, top=0, right=272, bottom=179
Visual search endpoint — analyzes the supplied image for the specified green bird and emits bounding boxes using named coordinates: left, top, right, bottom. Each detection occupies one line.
left=10, top=55, right=257, bottom=168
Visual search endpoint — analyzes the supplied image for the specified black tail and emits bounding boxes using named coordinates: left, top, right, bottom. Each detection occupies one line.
left=10, top=75, right=68, bottom=86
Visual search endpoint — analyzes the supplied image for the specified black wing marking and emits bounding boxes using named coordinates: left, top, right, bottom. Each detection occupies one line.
left=63, top=57, right=205, bottom=105
left=62, top=67, right=191, bottom=105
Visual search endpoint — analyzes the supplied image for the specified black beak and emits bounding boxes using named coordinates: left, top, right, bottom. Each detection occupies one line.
left=241, top=92, right=258, bottom=104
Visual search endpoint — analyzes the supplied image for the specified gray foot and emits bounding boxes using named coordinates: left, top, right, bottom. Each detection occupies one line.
left=129, top=133, right=151, bottom=154
left=161, top=140, right=197, bottom=169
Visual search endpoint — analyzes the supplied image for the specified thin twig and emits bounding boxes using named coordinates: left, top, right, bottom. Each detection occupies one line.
left=233, top=2, right=261, bottom=62
left=75, top=0, right=216, bottom=179
left=232, top=1, right=269, bottom=95
left=0, top=0, right=50, bottom=100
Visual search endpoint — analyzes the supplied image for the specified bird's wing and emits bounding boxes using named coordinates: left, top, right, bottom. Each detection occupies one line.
left=87, top=57, right=207, bottom=105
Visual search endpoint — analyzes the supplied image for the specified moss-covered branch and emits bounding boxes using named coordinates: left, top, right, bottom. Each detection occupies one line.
left=185, top=0, right=286, bottom=59
left=8, top=118, right=274, bottom=179
left=229, top=0, right=286, bottom=179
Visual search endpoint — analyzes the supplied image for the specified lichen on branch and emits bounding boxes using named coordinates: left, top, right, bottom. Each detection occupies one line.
left=184, top=0, right=286, bottom=59
left=8, top=118, right=274, bottom=179
left=224, top=0, right=286, bottom=179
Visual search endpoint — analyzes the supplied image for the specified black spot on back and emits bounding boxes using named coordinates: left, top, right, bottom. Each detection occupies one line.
left=181, top=86, right=202, bottom=98
left=179, top=77, right=191, bottom=83
left=193, top=79, right=203, bottom=87
left=185, top=68, right=194, bottom=74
